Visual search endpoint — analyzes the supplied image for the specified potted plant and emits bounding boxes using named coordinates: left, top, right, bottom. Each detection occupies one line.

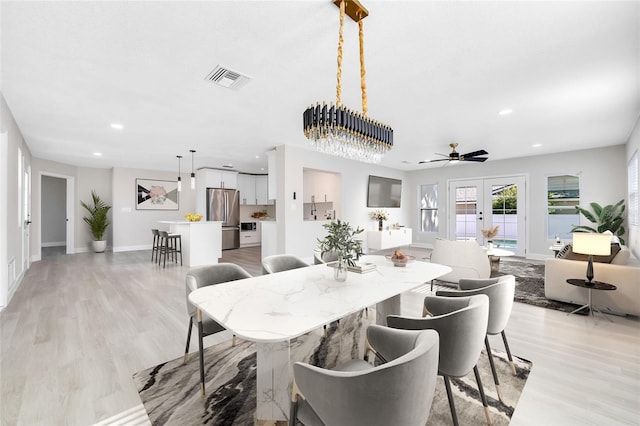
left=572, top=200, right=626, bottom=244
left=317, top=220, right=364, bottom=281
left=81, top=190, right=111, bottom=253
left=480, top=225, right=500, bottom=248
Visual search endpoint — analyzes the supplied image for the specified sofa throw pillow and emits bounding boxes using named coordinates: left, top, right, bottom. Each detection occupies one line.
left=557, top=243, right=621, bottom=263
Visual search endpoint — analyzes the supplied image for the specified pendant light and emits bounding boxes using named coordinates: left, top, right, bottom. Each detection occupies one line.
left=176, top=155, right=182, bottom=192
left=190, top=150, right=196, bottom=189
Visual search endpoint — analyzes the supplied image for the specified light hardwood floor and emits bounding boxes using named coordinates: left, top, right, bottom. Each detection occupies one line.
left=1, top=247, right=639, bottom=425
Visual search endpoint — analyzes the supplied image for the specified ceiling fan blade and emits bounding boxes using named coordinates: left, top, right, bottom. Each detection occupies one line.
left=462, top=157, right=488, bottom=162
left=461, top=149, right=488, bottom=158
left=418, top=158, right=449, bottom=163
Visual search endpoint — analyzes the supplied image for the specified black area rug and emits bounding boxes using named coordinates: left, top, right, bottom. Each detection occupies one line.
left=492, top=259, right=586, bottom=314
left=133, top=311, right=532, bottom=426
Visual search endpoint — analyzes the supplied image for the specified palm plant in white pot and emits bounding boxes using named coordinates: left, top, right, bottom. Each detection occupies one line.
left=317, top=220, right=364, bottom=281
left=81, top=190, right=111, bottom=253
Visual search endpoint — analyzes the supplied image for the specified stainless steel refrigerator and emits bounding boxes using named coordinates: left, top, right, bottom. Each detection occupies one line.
left=206, top=188, right=240, bottom=250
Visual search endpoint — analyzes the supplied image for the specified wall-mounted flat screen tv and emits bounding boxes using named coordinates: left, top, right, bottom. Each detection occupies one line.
left=367, top=175, right=402, bottom=207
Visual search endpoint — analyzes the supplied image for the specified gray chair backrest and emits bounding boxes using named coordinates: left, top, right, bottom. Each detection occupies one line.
left=261, top=254, right=308, bottom=274
left=438, top=275, right=515, bottom=335
left=313, top=250, right=340, bottom=265
left=293, top=324, right=439, bottom=426
left=185, top=263, right=252, bottom=317
left=387, top=294, right=489, bottom=378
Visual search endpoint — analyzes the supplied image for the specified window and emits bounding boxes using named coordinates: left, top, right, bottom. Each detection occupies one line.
left=420, top=184, right=438, bottom=233
left=630, top=151, right=638, bottom=227
left=547, top=174, right=580, bottom=239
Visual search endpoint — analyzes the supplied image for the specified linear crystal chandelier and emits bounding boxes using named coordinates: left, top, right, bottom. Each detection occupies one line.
left=303, top=0, right=393, bottom=163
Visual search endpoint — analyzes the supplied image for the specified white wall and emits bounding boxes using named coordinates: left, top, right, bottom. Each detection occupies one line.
left=41, top=175, right=67, bottom=246
left=406, top=145, right=628, bottom=259
left=627, top=116, right=640, bottom=259
left=111, top=167, right=196, bottom=251
left=275, top=145, right=409, bottom=258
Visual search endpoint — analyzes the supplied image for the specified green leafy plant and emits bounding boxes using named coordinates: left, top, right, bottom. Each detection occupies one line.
left=571, top=200, right=626, bottom=245
left=81, top=190, right=111, bottom=241
left=317, top=220, right=364, bottom=267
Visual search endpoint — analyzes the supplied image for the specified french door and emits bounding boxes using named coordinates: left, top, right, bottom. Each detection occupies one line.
left=448, top=176, right=526, bottom=256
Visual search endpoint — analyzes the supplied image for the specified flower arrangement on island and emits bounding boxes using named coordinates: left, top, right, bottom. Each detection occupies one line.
left=185, top=213, right=203, bottom=222
left=370, top=209, right=389, bottom=221
left=480, top=225, right=499, bottom=240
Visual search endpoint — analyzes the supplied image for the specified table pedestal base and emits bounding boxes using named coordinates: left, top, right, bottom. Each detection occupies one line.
left=567, top=287, right=614, bottom=324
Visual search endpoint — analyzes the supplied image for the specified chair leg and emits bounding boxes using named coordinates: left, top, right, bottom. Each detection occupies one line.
left=177, top=237, right=183, bottom=265
left=431, top=279, right=434, bottom=292
left=197, top=310, right=206, bottom=397
left=184, top=319, right=193, bottom=364
left=473, top=365, right=493, bottom=425
left=289, top=398, right=298, bottom=426
left=151, top=235, right=157, bottom=261
left=485, top=336, right=503, bottom=403
left=501, top=330, right=517, bottom=375
left=232, top=334, right=237, bottom=347
left=163, top=239, right=168, bottom=268
left=443, top=375, right=459, bottom=426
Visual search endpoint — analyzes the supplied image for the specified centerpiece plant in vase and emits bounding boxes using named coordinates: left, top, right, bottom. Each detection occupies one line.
left=317, top=220, right=364, bottom=282
left=81, top=190, right=111, bottom=253
left=370, top=209, right=389, bottom=231
left=480, top=225, right=500, bottom=249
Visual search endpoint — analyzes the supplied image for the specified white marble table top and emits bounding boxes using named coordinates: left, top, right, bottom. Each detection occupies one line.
left=188, top=255, right=451, bottom=343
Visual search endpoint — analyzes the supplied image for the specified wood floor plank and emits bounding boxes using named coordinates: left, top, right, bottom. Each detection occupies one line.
left=1, top=246, right=638, bottom=425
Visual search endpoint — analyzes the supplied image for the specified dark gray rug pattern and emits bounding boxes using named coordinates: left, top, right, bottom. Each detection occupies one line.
left=492, top=259, right=586, bottom=314
left=133, top=310, right=531, bottom=425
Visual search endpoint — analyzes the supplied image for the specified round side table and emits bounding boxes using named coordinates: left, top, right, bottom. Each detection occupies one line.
left=566, top=279, right=617, bottom=324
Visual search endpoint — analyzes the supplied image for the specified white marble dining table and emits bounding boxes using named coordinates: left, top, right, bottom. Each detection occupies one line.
left=188, top=255, right=451, bottom=423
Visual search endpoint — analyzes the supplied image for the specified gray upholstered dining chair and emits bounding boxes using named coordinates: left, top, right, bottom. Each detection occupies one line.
left=313, top=249, right=339, bottom=265
left=387, top=294, right=492, bottom=426
left=262, top=254, right=309, bottom=274
left=289, top=324, right=440, bottom=426
left=184, top=263, right=252, bottom=395
left=436, top=275, right=517, bottom=402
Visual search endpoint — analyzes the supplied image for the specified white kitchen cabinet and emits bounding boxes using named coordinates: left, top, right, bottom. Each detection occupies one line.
left=237, top=174, right=270, bottom=205
left=256, top=175, right=270, bottom=205
left=240, top=230, right=260, bottom=247
left=237, top=174, right=257, bottom=205
left=303, top=169, right=340, bottom=203
left=199, top=169, right=238, bottom=189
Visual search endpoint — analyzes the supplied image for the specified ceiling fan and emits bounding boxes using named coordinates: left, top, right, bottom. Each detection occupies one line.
left=418, top=143, right=488, bottom=164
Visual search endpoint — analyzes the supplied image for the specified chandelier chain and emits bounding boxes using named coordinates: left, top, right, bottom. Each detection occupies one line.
left=358, top=19, right=367, bottom=116
left=336, top=0, right=345, bottom=106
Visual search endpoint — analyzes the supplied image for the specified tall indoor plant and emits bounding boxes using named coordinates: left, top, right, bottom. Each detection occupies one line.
left=317, top=219, right=364, bottom=281
left=81, top=190, right=111, bottom=253
left=572, top=199, right=626, bottom=245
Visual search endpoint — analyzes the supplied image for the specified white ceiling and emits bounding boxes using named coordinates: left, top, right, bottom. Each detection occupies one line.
left=2, top=1, right=639, bottom=174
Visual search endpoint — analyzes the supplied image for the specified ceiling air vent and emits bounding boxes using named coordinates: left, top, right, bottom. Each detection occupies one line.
left=205, top=65, right=252, bottom=90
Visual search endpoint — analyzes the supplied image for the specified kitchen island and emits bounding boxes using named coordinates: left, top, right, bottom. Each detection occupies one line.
left=158, top=221, right=222, bottom=267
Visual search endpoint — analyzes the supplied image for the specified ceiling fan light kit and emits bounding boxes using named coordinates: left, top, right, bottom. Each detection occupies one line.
left=302, top=0, right=393, bottom=164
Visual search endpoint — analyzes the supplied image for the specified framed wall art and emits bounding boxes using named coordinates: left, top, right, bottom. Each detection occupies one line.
left=136, top=178, right=179, bottom=210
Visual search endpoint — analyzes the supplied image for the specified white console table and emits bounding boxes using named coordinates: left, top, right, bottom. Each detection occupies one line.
left=367, top=228, right=412, bottom=251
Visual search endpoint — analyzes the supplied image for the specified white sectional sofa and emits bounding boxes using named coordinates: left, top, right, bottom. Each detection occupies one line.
left=544, top=245, right=640, bottom=316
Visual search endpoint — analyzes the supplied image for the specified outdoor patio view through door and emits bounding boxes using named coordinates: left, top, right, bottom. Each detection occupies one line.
left=448, top=176, right=526, bottom=256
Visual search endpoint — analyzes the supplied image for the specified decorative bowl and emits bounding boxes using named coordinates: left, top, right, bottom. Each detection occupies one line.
left=385, top=254, right=415, bottom=267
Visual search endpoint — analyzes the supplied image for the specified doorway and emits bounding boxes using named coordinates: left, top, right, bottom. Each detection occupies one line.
left=40, top=173, right=75, bottom=257
left=448, top=176, right=526, bottom=256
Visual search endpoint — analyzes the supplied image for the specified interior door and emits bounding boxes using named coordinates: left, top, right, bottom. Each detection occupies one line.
left=449, top=176, right=526, bottom=256
left=23, top=161, right=31, bottom=270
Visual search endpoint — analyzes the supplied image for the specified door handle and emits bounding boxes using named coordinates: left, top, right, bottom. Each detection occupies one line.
left=25, top=220, right=32, bottom=225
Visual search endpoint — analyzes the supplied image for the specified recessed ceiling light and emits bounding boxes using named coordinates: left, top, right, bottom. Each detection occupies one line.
left=93, top=152, right=103, bottom=156
left=255, top=155, right=260, bottom=159
left=532, top=144, right=542, bottom=148
left=110, top=123, right=123, bottom=129
left=498, top=109, right=513, bottom=116
left=401, top=160, right=410, bottom=164
left=260, top=168, right=265, bottom=171
left=222, top=164, right=234, bottom=168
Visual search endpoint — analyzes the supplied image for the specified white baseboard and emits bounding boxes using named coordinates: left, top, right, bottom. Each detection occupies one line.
left=41, top=241, right=65, bottom=247
left=31, top=254, right=42, bottom=262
